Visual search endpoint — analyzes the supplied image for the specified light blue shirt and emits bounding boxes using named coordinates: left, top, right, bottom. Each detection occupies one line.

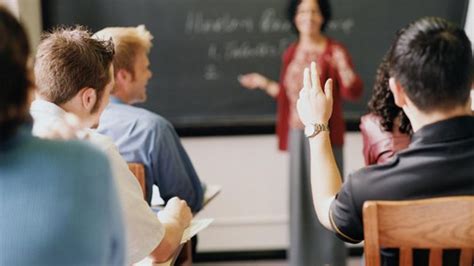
left=0, top=126, right=125, bottom=265
left=98, top=97, right=204, bottom=212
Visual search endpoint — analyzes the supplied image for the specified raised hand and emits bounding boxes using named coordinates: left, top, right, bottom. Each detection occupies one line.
left=296, top=61, right=333, bottom=126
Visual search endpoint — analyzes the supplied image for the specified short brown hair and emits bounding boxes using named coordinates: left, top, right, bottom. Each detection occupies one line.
left=94, top=25, right=152, bottom=77
left=0, top=5, right=31, bottom=141
left=34, top=26, right=115, bottom=112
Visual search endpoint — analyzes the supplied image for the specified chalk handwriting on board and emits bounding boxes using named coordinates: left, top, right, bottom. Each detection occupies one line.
left=185, top=8, right=291, bottom=35
left=259, top=9, right=292, bottom=33
left=186, top=8, right=293, bottom=80
left=203, top=39, right=292, bottom=80
left=204, top=64, right=219, bottom=80
left=185, top=12, right=254, bottom=34
left=327, top=18, right=355, bottom=34
left=208, top=39, right=292, bottom=61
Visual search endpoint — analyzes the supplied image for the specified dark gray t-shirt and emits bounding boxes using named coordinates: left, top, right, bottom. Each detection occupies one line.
left=330, top=116, right=474, bottom=265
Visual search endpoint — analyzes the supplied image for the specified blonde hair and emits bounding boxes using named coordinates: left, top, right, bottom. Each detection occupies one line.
left=94, top=25, right=153, bottom=77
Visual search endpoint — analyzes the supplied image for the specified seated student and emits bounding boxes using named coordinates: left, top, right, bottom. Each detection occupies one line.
left=296, top=17, right=473, bottom=265
left=0, top=7, right=125, bottom=265
left=93, top=26, right=204, bottom=211
left=360, top=53, right=411, bottom=165
left=30, top=27, right=192, bottom=264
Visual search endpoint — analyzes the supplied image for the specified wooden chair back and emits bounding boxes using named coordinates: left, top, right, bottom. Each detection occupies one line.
left=127, top=163, right=146, bottom=199
left=362, top=196, right=474, bottom=266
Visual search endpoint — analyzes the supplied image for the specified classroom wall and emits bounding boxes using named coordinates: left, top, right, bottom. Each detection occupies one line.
left=0, top=0, right=42, bottom=52
left=183, top=132, right=365, bottom=252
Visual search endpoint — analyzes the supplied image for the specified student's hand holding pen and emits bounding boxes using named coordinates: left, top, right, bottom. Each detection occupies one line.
left=158, top=197, right=192, bottom=229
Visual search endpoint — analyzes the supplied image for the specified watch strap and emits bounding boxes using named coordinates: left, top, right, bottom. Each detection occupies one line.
left=307, top=123, right=330, bottom=138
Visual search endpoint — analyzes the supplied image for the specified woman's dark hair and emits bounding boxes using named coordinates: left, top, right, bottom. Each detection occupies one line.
left=288, top=0, right=332, bottom=33
left=368, top=54, right=412, bottom=134
left=0, top=6, right=31, bottom=141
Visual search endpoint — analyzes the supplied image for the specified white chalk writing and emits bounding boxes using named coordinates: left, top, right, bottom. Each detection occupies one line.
left=327, top=18, right=355, bottom=34
left=185, top=8, right=291, bottom=34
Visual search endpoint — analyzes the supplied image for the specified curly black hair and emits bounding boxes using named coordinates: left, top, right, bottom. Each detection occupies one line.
left=287, top=0, right=332, bottom=33
left=368, top=54, right=412, bottom=134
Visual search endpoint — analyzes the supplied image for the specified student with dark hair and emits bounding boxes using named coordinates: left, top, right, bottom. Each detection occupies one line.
left=239, top=0, right=362, bottom=265
left=0, top=6, right=125, bottom=265
left=360, top=53, right=411, bottom=165
left=297, top=17, right=474, bottom=265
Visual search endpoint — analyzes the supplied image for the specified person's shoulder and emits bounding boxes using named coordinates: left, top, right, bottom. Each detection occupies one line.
left=360, top=113, right=382, bottom=127
left=360, top=113, right=383, bottom=132
left=464, top=115, right=474, bottom=128
left=346, top=160, right=399, bottom=201
left=129, top=106, right=175, bottom=133
left=359, top=113, right=390, bottom=143
left=87, top=130, right=120, bottom=153
left=103, top=102, right=152, bottom=122
left=113, top=103, right=171, bottom=128
left=29, top=136, right=109, bottom=168
left=137, top=107, right=169, bottom=126
left=282, top=41, right=298, bottom=61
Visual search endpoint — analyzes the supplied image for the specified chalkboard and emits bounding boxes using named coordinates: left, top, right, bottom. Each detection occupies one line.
left=42, top=0, right=469, bottom=129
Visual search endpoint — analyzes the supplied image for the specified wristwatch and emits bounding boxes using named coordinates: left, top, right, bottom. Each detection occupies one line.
left=304, top=123, right=330, bottom=138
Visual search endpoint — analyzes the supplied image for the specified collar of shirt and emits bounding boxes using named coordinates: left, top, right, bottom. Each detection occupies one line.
left=30, top=99, right=67, bottom=119
left=410, top=115, right=474, bottom=148
left=109, top=96, right=125, bottom=105
left=30, top=99, right=68, bottom=137
left=29, top=99, right=92, bottom=139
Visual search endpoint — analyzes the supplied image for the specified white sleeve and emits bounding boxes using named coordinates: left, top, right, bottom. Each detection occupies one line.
left=104, top=141, right=165, bottom=264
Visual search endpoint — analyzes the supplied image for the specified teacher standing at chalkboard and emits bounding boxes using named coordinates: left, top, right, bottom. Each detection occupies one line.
left=239, top=0, right=362, bottom=265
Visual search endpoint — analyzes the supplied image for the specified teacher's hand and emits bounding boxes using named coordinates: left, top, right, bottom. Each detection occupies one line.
left=297, top=61, right=333, bottom=126
left=238, top=73, right=269, bottom=90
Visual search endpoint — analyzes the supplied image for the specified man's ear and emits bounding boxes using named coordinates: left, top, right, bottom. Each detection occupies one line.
left=116, top=68, right=132, bottom=85
left=389, top=77, right=407, bottom=108
left=80, top=87, right=97, bottom=113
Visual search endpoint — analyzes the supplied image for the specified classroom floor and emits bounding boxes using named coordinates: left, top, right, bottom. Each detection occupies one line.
left=194, top=257, right=362, bottom=266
